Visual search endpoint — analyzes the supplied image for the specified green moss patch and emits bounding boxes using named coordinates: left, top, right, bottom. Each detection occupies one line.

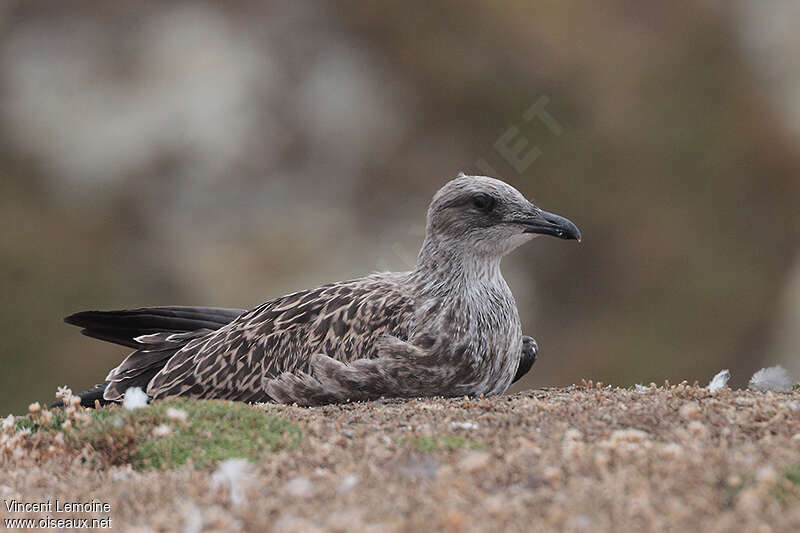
left=15, top=410, right=68, bottom=434
left=784, top=464, right=800, bottom=488
left=72, top=399, right=301, bottom=470
left=772, top=463, right=800, bottom=504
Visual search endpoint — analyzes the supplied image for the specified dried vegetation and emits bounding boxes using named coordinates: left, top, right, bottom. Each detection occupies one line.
left=2, top=384, right=799, bottom=532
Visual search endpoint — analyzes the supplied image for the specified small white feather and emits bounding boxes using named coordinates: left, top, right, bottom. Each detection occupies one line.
left=151, top=424, right=172, bottom=438
left=450, top=421, right=479, bottom=431
left=211, top=458, right=252, bottom=507
left=707, top=369, right=730, bottom=393
left=166, top=408, right=189, bottom=423
left=123, top=387, right=149, bottom=410
left=749, top=366, right=793, bottom=393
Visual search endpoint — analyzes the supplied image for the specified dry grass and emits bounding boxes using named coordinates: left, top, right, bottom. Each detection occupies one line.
left=2, top=385, right=800, bottom=532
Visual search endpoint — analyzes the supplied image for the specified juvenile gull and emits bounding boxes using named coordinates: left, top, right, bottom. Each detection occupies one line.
left=63, top=175, right=580, bottom=406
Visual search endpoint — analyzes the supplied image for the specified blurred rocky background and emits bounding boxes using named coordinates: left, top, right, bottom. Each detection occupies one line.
left=1, top=0, right=799, bottom=414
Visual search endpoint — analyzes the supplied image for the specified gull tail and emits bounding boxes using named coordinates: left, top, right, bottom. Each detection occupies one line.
left=64, top=306, right=246, bottom=349
left=60, top=306, right=245, bottom=405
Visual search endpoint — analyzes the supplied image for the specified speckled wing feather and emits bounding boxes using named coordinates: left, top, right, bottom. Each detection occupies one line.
left=143, top=273, right=416, bottom=401
left=264, top=334, right=479, bottom=406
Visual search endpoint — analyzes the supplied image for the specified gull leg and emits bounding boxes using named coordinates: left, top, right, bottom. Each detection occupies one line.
left=512, top=336, right=538, bottom=384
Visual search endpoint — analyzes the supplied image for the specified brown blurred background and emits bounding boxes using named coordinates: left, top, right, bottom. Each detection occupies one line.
left=2, top=1, right=799, bottom=415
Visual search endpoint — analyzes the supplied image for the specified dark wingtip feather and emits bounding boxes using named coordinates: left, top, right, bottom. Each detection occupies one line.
left=79, top=329, right=143, bottom=349
left=63, top=307, right=245, bottom=348
left=64, top=310, right=98, bottom=327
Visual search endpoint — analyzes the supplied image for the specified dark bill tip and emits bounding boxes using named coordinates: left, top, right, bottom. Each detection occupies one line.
left=518, top=210, right=582, bottom=242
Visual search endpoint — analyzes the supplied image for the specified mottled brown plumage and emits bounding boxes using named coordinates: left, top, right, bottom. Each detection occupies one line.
left=64, top=174, right=580, bottom=406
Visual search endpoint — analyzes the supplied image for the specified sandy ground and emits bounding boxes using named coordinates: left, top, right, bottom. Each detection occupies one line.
left=2, top=385, right=800, bottom=532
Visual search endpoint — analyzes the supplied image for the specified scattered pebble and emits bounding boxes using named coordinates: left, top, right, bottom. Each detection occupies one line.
left=110, top=466, right=133, bottom=482
left=442, top=510, right=467, bottom=530
left=687, top=421, right=707, bottom=437
left=570, top=514, right=592, bottom=530
left=272, top=516, right=323, bottom=533
left=659, top=443, right=683, bottom=459
left=736, top=488, right=762, bottom=513
left=484, top=495, right=505, bottom=515
left=562, top=429, right=585, bottom=459
left=609, top=428, right=649, bottom=443
left=543, top=466, right=561, bottom=482
left=125, top=527, right=157, bottom=533
left=755, top=466, right=778, bottom=486
left=396, top=458, right=440, bottom=481
left=338, top=475, right=358, bottom=493
left=285, top=477, right=314, bottom=498
left=679, top=402, right=702, bottom=420
left=181, top=503, right=205, bottom=533
left=458, top=451, right=491, bottom=472
left=450, top=421, right=479, bottom=431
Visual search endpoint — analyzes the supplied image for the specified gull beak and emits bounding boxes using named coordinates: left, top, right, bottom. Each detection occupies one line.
left=515, top=208, right=582, bottom=242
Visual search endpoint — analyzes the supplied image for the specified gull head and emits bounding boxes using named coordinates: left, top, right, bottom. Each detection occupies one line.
left=424, top=174, right=581, bottom=258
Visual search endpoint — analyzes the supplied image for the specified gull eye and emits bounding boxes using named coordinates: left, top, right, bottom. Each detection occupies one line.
left=471, top=193, right=496, bottom=212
